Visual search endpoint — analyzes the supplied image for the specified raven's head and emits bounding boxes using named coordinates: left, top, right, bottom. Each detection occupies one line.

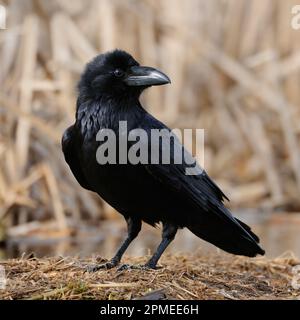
left=78, top=49, right=170, bottom=99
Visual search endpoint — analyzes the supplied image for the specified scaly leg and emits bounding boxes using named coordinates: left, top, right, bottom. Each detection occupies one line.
left=118, top=222, right=178, bottom=271
left=145, top=223, right=177, bottom=269
left=88, top=217, right=141, bottom=271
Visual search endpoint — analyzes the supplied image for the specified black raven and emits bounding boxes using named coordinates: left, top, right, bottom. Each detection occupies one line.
left=62, top=50, right=265, bottom=270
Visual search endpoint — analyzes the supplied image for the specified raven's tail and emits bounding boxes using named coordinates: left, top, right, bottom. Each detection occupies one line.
left=187, top=215, right=265, bottom=257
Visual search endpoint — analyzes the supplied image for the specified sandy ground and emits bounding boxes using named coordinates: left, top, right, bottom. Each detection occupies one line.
left=0, top=252, right=300, bottom=300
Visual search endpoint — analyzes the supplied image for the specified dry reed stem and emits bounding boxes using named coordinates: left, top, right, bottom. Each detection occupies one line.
left=0, top=0, right=300, bottom=235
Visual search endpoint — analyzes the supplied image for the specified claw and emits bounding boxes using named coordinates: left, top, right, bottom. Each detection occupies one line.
left=117, top=264, right=135, bottom=271
left=86, top=260, right=118, bottom=272
left=117, top=264, right=156, bottom=271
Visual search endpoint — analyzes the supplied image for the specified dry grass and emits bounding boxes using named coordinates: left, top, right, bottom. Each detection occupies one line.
left=1, top=252, right=300, bottom=300
left=1, top=0, right=300, bottom=237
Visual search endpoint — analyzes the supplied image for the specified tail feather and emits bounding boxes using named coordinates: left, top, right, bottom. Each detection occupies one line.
left=234, top=218, right=260, bottom=243
left=187, top=214, right=265, bottom=257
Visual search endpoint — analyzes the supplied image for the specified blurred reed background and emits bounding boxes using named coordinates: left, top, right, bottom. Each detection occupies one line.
left=1, top=0, right=300, bottom=241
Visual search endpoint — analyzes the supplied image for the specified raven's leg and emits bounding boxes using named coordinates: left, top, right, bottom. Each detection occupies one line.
left=145, top=223, right=178, bottom=269
left=88, top=217, right=141, bottom=271
left=118, top=223, right=177, bottom=271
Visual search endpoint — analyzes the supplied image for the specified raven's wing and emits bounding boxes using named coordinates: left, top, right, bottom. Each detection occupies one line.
left=141, top=113, right=228, bottom=204
left=140, top=114, right=264, bottom=256
left=62, top=125, right=94, bottom=191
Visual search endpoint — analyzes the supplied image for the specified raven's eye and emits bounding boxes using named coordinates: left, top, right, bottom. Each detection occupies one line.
left=113, top=69, right=124, bottom=78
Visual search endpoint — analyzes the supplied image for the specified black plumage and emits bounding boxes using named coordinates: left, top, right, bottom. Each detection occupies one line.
left=62, top=50, right=265, bottom=270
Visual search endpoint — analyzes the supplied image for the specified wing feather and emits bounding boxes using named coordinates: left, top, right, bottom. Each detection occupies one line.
left=62, top=125, right=94, bottom=191
left=141, top=114, right=259, bottom=242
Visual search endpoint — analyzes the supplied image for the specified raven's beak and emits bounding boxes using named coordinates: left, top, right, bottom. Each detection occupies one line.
left=124, top=66, right=171, bottom=86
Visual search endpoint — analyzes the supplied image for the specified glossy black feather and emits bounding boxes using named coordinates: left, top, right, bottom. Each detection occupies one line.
left=62, top=50, right=265, bottom=260
left=62, top=126, right=94, bottom=192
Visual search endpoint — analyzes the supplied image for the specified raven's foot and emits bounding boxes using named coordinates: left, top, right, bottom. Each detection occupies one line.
left=117, top=263, right=159, bottom=271
left=86, top=260, right=119, bottom=272
left=117, top=264, right=150, bottom=271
